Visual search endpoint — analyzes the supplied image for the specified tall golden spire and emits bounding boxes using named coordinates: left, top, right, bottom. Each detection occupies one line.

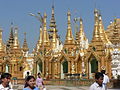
left=98, top=14, right=111, bottom=45
left=13, top=26, right=20, bottom=49
left=36, top=26, right=43, bottom=51
left=0, top=28, right=5, bottom=52
left=39, top=26, right=43, bottom=45
left=64, top=10, right=75, bottom=45
left=7, top=23, right=14, bottom=48
left=79, top=18, right=85, bottom=40
left=49, top=5, right=58, bottom=39
left=92, top=9, right=100, bottom=42
left=42, top=13, right=50, bottom=46
left=79, top=18, right=89, bottom=51
left=22, top=32, right=29, bottom=52
left=49, top=5, right=56, bottom=29
left=98, top=14, right=105, bottom=41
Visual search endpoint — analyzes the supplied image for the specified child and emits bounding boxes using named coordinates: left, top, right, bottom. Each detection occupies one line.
left=36, top=73, right=45, bottom=89
left=89, top=72, right=105, bottom=90
left=23, top=76, right=39, bottom=90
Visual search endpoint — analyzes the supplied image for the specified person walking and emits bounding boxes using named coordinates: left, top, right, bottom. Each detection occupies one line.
left=25, top=72, right=30, bottom=80
left=23, top=75, right=39, bottom=90
left=101, top=70, right=109, bottom=90
left=89, top=72, right=105, bottom=90
left=36, top=73, right=45, bottom=90
left=0, top=73, right=13, bottom=90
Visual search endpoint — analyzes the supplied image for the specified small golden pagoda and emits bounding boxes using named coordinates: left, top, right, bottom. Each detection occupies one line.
left=85, top=9, right=112, bottom=79
left=0, top=23, right=24, bottom=79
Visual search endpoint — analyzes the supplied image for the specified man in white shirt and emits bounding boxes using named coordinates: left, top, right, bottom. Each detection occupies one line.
left=101, top=70, right=109, bottom=90
left=0, top=73, right=13, bottom=90
left=89, top=72, right=105, bottom=90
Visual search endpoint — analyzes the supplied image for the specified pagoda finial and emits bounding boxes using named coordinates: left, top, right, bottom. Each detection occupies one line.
left=52, top=4, right=54, bottom=15
left=43, top=12, right=47, bottom=29
left=49, top=4, right=58, bottom=40
left=0, top=28, right=5, bottom=51
left=36, top=26, right=43, bottom=51
left=92, top=8, right=100, bottom=41
left=114, top=16, right=117, bottom=27
left=98, top=13, right=104, bottom=40
left=13, top=26, right=20, bottom=49
left=98, top=13, right=110, bottom=44
left=67, top=10, right=71, bottom=30
left=7, top=23, right=14, bottom=48
left=79, top=18, right=83, bottom=36
left=79, top=18, right=85, bottom=40
left=64, top=10, right=75, bottom=45
left=22, top=32, right=29, bottom=52
left=38, top=26, right=43, bottom=46
left=0, top=28, right=2, bottom=41
left=79, top=18, right=88, bottom=50
left=52, top=0, right=55, bottom=9
left=42, top=13, right=50, bottom=46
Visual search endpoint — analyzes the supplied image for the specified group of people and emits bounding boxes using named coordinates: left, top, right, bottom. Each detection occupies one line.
left=0, top=72, right=45, bottom=90
left=0, top=70, right=109, bottom=90
left=89, top=70, right=110, bottom=90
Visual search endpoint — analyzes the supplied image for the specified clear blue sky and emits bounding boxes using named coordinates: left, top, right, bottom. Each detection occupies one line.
left=0, top=0, right=120, bottom=52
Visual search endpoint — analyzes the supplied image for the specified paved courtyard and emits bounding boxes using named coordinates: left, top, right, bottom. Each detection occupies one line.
left=13, top=84, right=120, bottom=90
